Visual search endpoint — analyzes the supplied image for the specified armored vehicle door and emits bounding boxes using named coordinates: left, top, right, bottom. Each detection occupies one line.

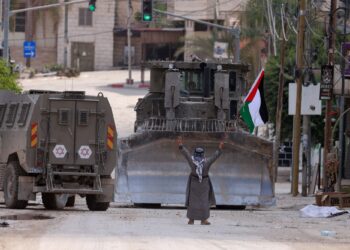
left=48, top=99, right=97, bottom=165
left=74, top=100, right=97, bottom=165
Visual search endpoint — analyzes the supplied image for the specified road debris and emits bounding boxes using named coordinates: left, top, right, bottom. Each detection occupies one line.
left=300, top=204, right=349, bottom=218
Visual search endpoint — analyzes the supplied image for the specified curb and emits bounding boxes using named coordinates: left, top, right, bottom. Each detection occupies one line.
left=109, top=82, right=150, bottom=89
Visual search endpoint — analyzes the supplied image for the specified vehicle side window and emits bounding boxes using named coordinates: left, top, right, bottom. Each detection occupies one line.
left=6, top=103, right=19, bottom=127
left=78, top=110, right=89, bottom=126
left=17, top=103, right=31, bottom=127
left=229, top=71, right=236, bottom=92
left=230, top=100, right=237, bottom=119
left=58, top=109, right=70, bottom=125
left=0, top=104, right=7, bottom=127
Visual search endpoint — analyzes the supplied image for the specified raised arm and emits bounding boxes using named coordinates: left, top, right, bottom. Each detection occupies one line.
left=206, top=140, right=224, bottom=167
left=177, top=136, right=193, bottom=165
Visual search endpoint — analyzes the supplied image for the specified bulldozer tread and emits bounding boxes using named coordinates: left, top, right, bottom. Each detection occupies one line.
left=4, top=161, right=28, bottom=209
left=86, top=195, right=110, bottom=211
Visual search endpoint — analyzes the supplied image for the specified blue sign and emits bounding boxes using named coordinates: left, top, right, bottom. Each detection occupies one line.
left=23, top=41, right=36, bottom=58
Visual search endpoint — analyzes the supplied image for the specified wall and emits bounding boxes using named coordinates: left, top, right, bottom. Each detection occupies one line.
left=57, top=0, right=115, bottom=71
left=9, top=6, right=58, bottom=70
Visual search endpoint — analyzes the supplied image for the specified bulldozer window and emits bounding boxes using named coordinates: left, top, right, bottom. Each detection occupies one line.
left=229, top=71, right=237, bottom=92
left=180, top=71, right=203, bottom=95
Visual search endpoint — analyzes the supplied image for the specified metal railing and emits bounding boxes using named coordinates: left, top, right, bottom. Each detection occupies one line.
left=137, top=118, right=237, bottom=133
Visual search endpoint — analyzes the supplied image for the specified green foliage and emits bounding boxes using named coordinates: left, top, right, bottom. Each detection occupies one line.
left=174, top=31, right=236, bottom=60
left=134, top=11, right=142, bottom=22
left=0, top=60, right=21, bottom=93
left=43, top=64, right=63, bottom=72
left=149, top=1, right=174, bottom=28
left=242, top=0, right=328, bottom=144
left=264, top=56, right=294, bottom=140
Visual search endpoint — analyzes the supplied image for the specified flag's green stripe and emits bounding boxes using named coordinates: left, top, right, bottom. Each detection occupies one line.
left=239, top=102, right=255, bottom=133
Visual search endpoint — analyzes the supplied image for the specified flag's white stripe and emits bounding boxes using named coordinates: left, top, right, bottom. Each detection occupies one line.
left=243, top=69, right=264, bottom=102
left=248, top=89, right=264, bottom=126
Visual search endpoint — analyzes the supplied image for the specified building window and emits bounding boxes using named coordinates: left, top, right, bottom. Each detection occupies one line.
left=10, top=3, right=26, bottom=32
left=194, top=22, right=208, bottom=32
left=79, top=8, right=93, bottom=26
left=58, top=109, right=70, bottom=126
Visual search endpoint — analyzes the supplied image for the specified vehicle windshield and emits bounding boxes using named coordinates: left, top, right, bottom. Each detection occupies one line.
left=180, top=70, right=203, bottom=95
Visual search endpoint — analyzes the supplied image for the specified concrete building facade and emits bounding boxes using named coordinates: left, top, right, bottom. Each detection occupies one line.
left=6, top=0, right=58, bottom=70
left=56, top=0, right=115, bottom=71
left=113, top=0, right=184, bottom=67
left=168, top=0, right=248, bottom=61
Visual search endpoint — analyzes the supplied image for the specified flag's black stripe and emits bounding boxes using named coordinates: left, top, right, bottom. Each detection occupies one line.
left=258, top=77, right=269, bottom=123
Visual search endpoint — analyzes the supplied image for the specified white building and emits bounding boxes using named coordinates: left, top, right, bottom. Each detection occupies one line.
left=56, top=0, right=116, bottom=71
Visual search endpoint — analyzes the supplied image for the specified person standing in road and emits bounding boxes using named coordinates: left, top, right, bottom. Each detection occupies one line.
left=176, top=136, right=224, bottom=225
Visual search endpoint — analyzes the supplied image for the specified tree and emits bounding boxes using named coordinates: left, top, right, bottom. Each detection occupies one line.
left=0, top=60, right=22, bottom=93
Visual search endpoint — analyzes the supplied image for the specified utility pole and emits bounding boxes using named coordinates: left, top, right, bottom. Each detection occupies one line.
left=292, top=0, right=306, bottom=196
left=3, top=0, right=10, bottom=63
left=337, top=0, right=349, bottom=191
left=64, top=0, right=69, bottom=69
left=302, top=0, right=312, bottom=197
left=273, top=4, right=288, bottom=183
left=126, top=0, right=133, bottom=84
left=25, top=0, right=33, bottom=68
left=323, top=0, right=337, bottom=190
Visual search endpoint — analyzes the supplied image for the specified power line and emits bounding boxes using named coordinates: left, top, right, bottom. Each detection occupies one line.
left=281, top=4, right=288, bottom=41
left=286, top=15, right=297, bottom=34
left=8, top=30, right=114, bottom=42
left=305, top=16, right=324, bottom=38
left=174, top=0, right=242, bottom=17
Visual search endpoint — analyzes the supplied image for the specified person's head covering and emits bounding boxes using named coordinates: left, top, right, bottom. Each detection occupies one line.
left=193, top=147, right=204, bottom=160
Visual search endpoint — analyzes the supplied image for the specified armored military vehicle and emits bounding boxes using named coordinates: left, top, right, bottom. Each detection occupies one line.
left=116, top=61, right=274, bottom=207
left=0, top=90, right=117, bottom=210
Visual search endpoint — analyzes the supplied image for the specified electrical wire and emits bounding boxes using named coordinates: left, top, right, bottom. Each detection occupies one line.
left=173, top=0, right=241, bottom=17
left=286, top=15, right=297, bottom=34
left=8, top=30, right=114, bottom=42
left=305, top=16, right=324, bottom=38
left=281, top=3, right=288, bottom=41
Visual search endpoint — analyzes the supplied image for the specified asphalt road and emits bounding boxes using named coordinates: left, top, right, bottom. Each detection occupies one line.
left=0, top=186, right=349, bottom=250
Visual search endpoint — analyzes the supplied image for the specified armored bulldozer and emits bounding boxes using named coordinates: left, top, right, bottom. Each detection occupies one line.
left=0, top=90, right=117, bottom=210
left=116, top=61, right=274, bottom=207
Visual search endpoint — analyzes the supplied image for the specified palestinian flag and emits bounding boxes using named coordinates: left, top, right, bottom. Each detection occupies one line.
left=239, top=69, right=269, bottom=133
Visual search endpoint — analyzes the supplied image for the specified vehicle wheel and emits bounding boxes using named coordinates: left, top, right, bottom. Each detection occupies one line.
left=42, top=193, right=68, bottom=210
left=86, top=195, right=109, bottom=211
left=66, top=196, right=75, bottom=207
left=4, top=161, right=28, bottom=209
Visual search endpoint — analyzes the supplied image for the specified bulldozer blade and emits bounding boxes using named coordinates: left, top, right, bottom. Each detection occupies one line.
left=115, top=131, right=275, bottom=206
